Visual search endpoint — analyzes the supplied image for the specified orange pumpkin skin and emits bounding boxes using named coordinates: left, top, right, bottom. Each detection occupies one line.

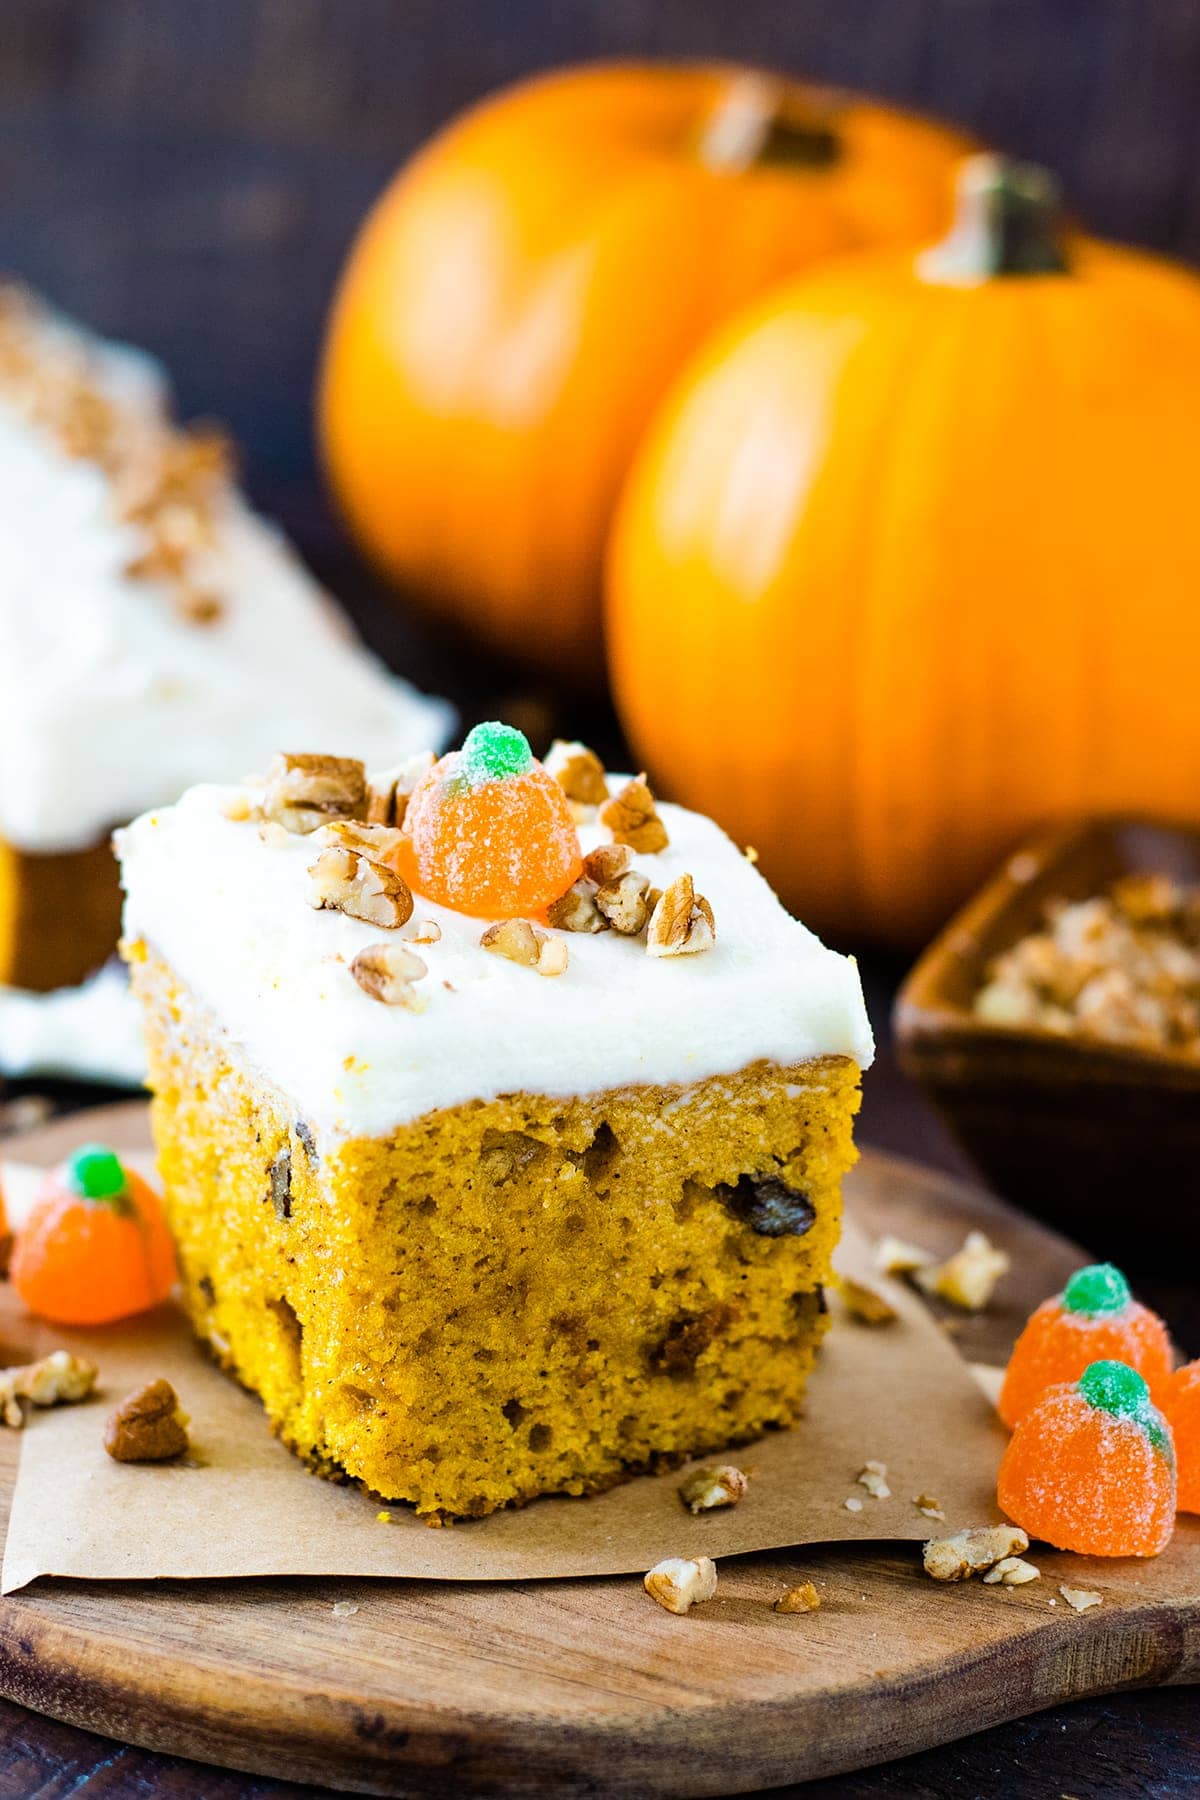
left=607, top=221, right=1200, bottom=945
left=319, top=63, right=971, bottom=680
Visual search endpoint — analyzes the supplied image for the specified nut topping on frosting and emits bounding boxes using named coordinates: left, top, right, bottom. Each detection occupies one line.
left=600, top=774, right=669, bottom=854
left=0, top=286, right=235, bottom=627
left=481, top=918, right=569, bottom=976
left=583, top=843, right=630, bottom=884
left=595, top=868, right=655, bottom=936
left=546, top=880, right=608, bottom=934
left=264, top=752, right=367, bottom=835
left=545, top=739, right=609, bottom=807
left=647, top=874, right=715, bottom=958
left=365, top=751, right=436, bottom=829
left=309, top=821, right=414, bottom=929
left=350, top=942, right=428, bottom=1008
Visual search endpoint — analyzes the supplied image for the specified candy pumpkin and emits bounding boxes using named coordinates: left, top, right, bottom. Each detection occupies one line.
left=607, top=156, right=1200, bottom=946
left=319, top=63, right=972, bottom=681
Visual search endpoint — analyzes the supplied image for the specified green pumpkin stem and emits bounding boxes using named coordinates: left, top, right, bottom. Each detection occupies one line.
left=699, top=73, right=840, bottom=174
left=919, top=153, right=1068, bottom=282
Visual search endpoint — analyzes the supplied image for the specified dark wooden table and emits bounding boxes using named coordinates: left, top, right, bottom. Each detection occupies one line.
left=2, top=2, right=1199, bottom=1787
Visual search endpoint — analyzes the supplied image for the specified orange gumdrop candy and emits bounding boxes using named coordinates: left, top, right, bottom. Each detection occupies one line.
left=400, top=722, right=582, bottom=919
left=998, top=1263, right=1173, bottom=1429
left=1164, top=1361, right=1200, bottom=1514
left=11, top=1144, right=177, bottom=1326
left=998, top=1361, right=1176, bottom=1557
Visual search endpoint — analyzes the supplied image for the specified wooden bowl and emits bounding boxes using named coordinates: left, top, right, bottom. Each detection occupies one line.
left=893, top=816, right=1200, bottom=1262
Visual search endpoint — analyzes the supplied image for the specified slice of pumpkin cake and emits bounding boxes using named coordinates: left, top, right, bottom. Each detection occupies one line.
left=117, top=724, right=873, bottom=1518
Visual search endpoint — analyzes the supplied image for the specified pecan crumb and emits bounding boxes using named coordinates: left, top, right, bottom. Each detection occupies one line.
left=643, top=1555, right=718, bottom=1615
left=0, top=1350, right=97, bottom=1429
left=481, top=919, right=568, bottom=976
left=545, top=739, right=609, bottom=806
left=308, top=821, right=413, bottom=929
left=1059, top=1584, right=1102, bottom=1612
left=839, top=1276, right=898, bottom=1325
left=678, top=1463, right=748, bottom=1513
left=104, top=1378, right=190, bottom=1462
left=983, top=1556, right=1041, bottom=1587
left=875, top=1235, right=936, bottom=1277
left=774, top=1581, right=821, bottom=1614
left=914, top=1231, right=1010, bottom=1312
left=857, top=1459, right=891, bottom=1500
left=924, top=1524, right=1029, bottom=1582
left=600, top=773, right=669, bottom=854
left=263, top=751, right=366, bottom=835
left=843, top=1495, right=864, bottom=1513
left=914, top=1493, right=946, bottom=1522
left=547, top=879, right=609, bottom=934
left=408, top=919, right=442, bottom=945
left=646, top=873, right=715, bottom=957
left=350, top=942, right=428, bottom=1009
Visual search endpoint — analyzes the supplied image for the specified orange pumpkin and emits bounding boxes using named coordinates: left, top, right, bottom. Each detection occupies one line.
left=607, top=156, right=1200, bottom=946
left=319, top=63, right=972, bottom=681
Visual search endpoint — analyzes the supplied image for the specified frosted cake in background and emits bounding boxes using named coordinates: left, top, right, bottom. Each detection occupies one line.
left=0, top=284, right=451, bottom=997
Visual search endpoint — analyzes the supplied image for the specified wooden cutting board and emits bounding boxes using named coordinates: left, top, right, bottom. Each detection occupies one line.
left=0, top=1102, right=1195, bottom=1798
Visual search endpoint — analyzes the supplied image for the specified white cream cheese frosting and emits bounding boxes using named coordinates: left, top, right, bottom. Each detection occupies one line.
left=0, top=294, right=452, bottom=852
left=118, top=776, right=874, bottom=1142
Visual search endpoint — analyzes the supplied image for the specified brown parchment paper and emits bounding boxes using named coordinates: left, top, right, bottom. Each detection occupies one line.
left=0, top=1156, right=1006, bottom=1593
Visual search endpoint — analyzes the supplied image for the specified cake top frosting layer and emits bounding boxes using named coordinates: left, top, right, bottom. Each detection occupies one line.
left=118, top=766, right=875, bottom=1141
left=0, top=289, right=451, bottom=852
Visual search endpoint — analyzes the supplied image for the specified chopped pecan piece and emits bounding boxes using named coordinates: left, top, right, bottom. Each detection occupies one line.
left=545, top=739, right=609, bottom=806
left=875, top=1235, right=936, bottom=1277
left=595, top=868, right=654, bottom=935
left=365, top=750, right=436, bottom=828
left=774, top=1581, right=821, bottom=1614
left=914, top=1230, right=1010, bottom=1312
left=600, top=774, right=669, bottom=854
left=583, top=843, right=630, bottom=884
left=643, top=1556, right=718, bottom=1615
left=857, top=1459, right=891, bottom=1499
left=983, top=1556, right=1041, bottom=1586
left=1059, top=1584, right=1102, bottom=1612
left=263, top=752, right=367, bottom=834
left=0, top=1350, right=97, bottom=1429
left=923, top=1523, right=1029, bottom=1582
left=547, top=880, right=608, bottom=934
left=350, top=942, right=428, bottom=1008
left=481, top=919, right=568, bottom=976
left=104, top=1378, right=190, bottom=1463
left=309, top=822, right=414, bottom=928
left=678, top=1464, right=748, bottom=1513
left=646, top=874, right=715, bottom=958
left=839, top=1275, right=898, bottom=1325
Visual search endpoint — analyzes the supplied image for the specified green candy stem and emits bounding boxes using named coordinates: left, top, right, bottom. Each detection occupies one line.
left=66, top=1143, right=128, bottom=1206
left=1063, top=1263, right=1132, bottom=1319
left=460, top=721, right=534, bottom=786
left=1078, top=1359, right=1172, bottom=1458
